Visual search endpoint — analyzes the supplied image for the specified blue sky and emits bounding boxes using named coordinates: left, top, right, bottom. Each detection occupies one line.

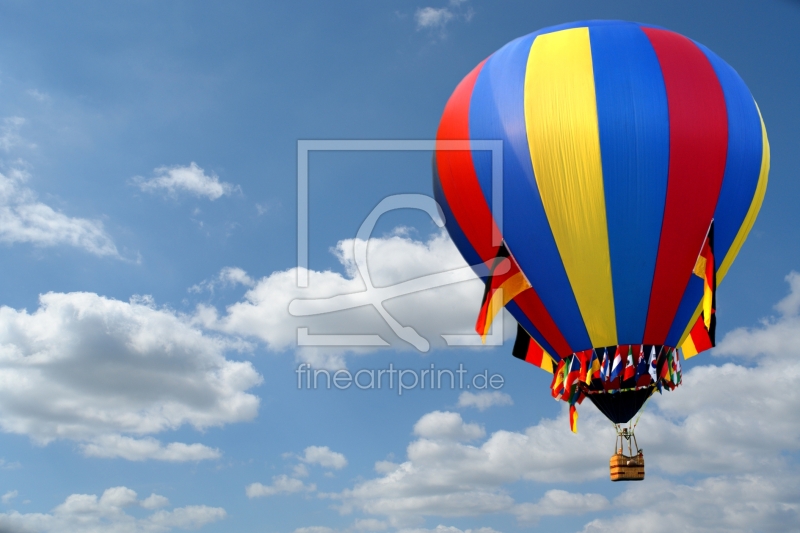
left=0, top=1, right=798, bottom=532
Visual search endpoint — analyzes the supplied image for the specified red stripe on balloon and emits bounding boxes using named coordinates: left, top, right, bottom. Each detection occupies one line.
left=436, top=59, right=497, bottom=261
left=435, top=60, right=573, bottom=357
left=641, top=28, right=728, bottom=344
left=515, top=290, right=573, bottom=357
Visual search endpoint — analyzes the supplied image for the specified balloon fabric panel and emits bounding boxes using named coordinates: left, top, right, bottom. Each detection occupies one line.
left=677, top=111, right=769, bottom=348
left=524, top=27, right=618, bottom=348
left=468, top=26, right=591, bottom=355
left=435, top=59, right=498, bottom=262
left=718, top=110, right=769, bottom=284
left=665, top=43, right=765, bottom=347
left=435, top=56, right=572, bottom=357
left=640, top=27, right=729, bottom=345
left=589, top=23, right=670, bottom=346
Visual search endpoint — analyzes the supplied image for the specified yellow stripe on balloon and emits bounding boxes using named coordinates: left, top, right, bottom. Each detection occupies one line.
left=524, top=27, right=617, bottom=347
left=678, top=102, right=769, bottom=349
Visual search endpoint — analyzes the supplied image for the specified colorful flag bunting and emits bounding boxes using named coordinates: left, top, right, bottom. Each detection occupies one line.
left=622, top=345, right=636, bottom=381
left=577, top=350, right=594, bottom=384
left=569, top=404, right=578, bottom=433
left=693, top=221, right=717, bottom=340
left=564, top=355, right=581, bottom=393
left=600, top=348, right=609, bottom=381
left=475, top=243, right=531, bottom=342
left=648, top=345, right=658, bottom=384
left=635, top=345, right=649, bottom=386
left=589, top=350, right=602, bottom=382
left=609, top=347, right=623, bottom=381
left=551, top=359, right=565, bottom=397
left=512, top=324, right=555, bottom=373
left=681, top=314, right=714, bottom=358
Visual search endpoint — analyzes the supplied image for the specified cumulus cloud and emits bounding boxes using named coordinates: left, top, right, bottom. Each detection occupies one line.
left=413, top=411, right=485, bottom=442
left=302, top=446, right=348, bottom=470
left=246, top=475, right=316, bottom=499
left=327, top=273, right=800, bottom=528
left=0, top=166, right=119, bottom=257
left=199, top=231, right=515, bottom=369
left=81, top=436, right=221, bottom=462
left=189, top=266, right=255, bottom=294
left=140, top=494, right=170, bottom=510
left=513, top=489, right=608, bottom=523
left=0, top=486, right=225, bottom=532
left=397, top=528, right=500, bottom=533
left=456, top=391, right=513, bottom=411
left=2, top=490, right=18, bottom=504
left=581, top=475, right=800, bottom=533
left=354, top=518, right=388, bottom=531
left=333, top=408, right=612, bottom=524
left=415, top=0, right=473, bottom=33
left=0, top=291, right=261, bottom=461
left=632, top=272, right=800, bottom=476
left=133, top=162, right=239, bottom=200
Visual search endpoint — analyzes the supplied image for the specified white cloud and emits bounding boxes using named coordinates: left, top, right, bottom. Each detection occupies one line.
left=293, top=463, right=311, bottom=478
left=631, top=272, right=800, bottom=476
left=397, top=527, right=501, bottom=533
left=413, top=411, right=484, bottom=442
left=246, top=475, right=316, bottom=498
left=456, top=391, right=513, bottom=412
left=0, top=291, right=261, bottom=461
left=146, top=505, right=227, bottom=531
left=26, top=89, right=50, bottom=103
left=0, top=166, right=120, bottom=257
left=415, top=7, right=454, bottom=29
left=415, top=1, right=473, bottom=33
left=513, top=489, right=608, bottom=523
left=140, top=494, right=170, bottom=510
left=200, top=231, right=515, bottom=369
left=81, top=436, right=221, bottom=462
left=133, top=162, right=239, bottom=200
left=774, top=271, right=800, bottom=315
left=354, top=518, right=388, bottom=531
left=0, top=486, right=225, bottom=532
left=302, top=446, right=348, bottom=470
left=580, top=475, right=800, bottom=533
left=329, top=273, right=800, bottom=528
left=0, top=117, right=34, bottom=152
left=293, top=528, right=335, bottom=533
left=334, top=409, right=612, bottom=524
left=189, top=266, right=255, bottom=294
left=2, top=490, right=17, bottom=504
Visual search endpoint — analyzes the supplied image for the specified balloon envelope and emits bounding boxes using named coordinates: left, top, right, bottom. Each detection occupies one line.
left=434, top=19, right=768, bottom=359
left=433, top=20, right=769, bottom=423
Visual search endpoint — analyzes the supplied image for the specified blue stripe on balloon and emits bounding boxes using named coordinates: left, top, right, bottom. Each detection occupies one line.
left=468, top=22, right=593, bottom=352
left=666, top=275, right=705, bottom=346
left=664, top=43, right=763, bottom=347
left=433, top=157, right=561, bottom=357
left=589, top=23, right=670, bottom=345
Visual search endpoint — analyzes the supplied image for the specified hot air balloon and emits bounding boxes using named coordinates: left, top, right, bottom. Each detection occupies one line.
left=433, top=20, right=769, bottom=479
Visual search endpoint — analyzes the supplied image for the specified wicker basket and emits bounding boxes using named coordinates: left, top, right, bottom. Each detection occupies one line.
left=610, top=452, right=645, bottom=481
